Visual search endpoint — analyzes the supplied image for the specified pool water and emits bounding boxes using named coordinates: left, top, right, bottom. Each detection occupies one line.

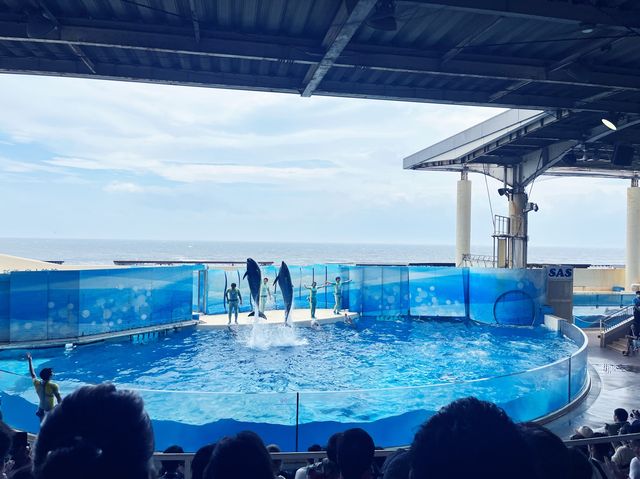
left=6, top=318, right=576, bottom=393
left=0, top=318, right=581, bottom=450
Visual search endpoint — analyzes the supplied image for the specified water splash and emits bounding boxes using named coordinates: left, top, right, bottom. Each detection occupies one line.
left=243, top=322, right=308, bottom=350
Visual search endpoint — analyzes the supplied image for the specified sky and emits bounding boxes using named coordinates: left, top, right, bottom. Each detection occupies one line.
left=0, top=73, right=629, bottom=249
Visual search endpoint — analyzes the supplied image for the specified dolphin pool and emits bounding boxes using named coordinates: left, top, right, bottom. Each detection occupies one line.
left=0, top=316, right=588, bottom=451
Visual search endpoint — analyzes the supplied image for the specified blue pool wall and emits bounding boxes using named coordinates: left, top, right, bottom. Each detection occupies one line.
left=0, top=266, right=195, bottom=342
left=204, top=265, right=548, bottom=326
left=0, top=264, right=550, bottom=343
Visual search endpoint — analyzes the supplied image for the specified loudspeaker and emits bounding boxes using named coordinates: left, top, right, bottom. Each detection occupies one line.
left=612, top=143, right=634, bottom=166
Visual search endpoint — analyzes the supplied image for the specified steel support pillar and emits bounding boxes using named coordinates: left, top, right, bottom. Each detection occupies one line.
left=455, top=170, right=472, bottom=267
left=509, top=191, right=528, bottom=268
left=626, top=178, right=640, bottom=290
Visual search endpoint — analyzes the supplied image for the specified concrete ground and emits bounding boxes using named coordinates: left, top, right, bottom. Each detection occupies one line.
left=546, top=329, right=640, bottom=439
left=199, top=308, right=358, bottom=329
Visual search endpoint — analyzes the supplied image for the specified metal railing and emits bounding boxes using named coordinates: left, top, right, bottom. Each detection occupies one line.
left=462, top=253, right=495, bottom=267
left=154, top=431, right=640, bottom=479
left=599, top=305, right=634, bottom=333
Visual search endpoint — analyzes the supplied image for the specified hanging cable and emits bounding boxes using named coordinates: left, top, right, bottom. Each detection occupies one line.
left=482, top=164, right=496, bottom=229
left=527, top=151, right=544, bottom=201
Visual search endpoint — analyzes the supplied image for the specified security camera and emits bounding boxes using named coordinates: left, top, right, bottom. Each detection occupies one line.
left=523, top=202, right=539, bottom=213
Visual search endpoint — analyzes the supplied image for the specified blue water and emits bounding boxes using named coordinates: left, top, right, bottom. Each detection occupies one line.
left=1, top=318, right=575, bottom=413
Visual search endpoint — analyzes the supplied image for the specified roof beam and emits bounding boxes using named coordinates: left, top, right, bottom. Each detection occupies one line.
left=188, top=0, right=201, bottom=43
left=318, top=81, right=640, bottom=114
left=1, top=19, right=639, bottom=93
left=300, top=0, right=377, bottom=97
left=488, top=35, right=629, bottom=103
left=440, top=16, right=504, bottom=63
left=0, top=56, right=302, bottom=93
left=405, top=0, right=640, bottom=29
left=31, top=0, right=96, bottom=74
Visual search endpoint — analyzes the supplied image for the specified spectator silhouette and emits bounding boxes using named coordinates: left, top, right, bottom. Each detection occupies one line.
left=204, top=431, right=272, bottom=479
left=410, top=397, right=537, bottom=479
left=159, top=444, right=184, bottom=479
left=191, top=443, right=215, bottom=479
left=32, top=384, right=155, bottom=479
left=518, top=422, right=571, bottom=479
left=337, top=428, right=374, bottom=479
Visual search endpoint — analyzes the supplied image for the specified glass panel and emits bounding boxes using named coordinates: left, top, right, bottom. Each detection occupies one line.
left=408, top=267, right=465, bottom=318
left=0, top=275, right=10, bottom=342
left=136, top=389, right=298, bottom=452
left=298, top=357, right=571, bottom=448
left=468, top=268, right=546, bottom=325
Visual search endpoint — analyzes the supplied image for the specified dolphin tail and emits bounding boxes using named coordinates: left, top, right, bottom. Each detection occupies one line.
left=259, top=312, right=267, bottom=319
left=248, top=311, right=255, bottom=317
left=242, top=271, right=247, bottom=280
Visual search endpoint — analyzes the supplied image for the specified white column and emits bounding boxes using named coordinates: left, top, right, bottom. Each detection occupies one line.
left=626, top=180, right=640, bottom=290
left=509, top=191, right=528, bottom=268
left=455, top=171, right=472, bottom=267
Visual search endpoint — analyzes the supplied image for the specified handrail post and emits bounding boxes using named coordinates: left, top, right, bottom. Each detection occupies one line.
left=295, top=392, right=300, bottom=452
left=567, top=355, right=572, bottom=403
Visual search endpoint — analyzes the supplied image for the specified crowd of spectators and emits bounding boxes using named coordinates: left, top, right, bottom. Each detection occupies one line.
left=1, top=384, right=640, bottom=479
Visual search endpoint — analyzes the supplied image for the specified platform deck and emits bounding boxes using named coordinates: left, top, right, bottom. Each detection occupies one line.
left=199, top=308, right=357, bottom=329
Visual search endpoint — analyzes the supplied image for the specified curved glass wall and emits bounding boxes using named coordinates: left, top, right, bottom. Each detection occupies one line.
left=0, top=320, right=588, bottom=452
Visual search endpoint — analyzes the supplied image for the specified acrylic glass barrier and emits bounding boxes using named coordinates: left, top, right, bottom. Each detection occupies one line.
left=2, top=266, right=194, bottom=343
left=573, top=292, right=633, bottom=308
left=0, top=322, right=587, bottom=452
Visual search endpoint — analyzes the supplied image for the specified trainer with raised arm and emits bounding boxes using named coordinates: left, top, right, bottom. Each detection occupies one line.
left=27, top=353, right=61, bottom=422
left=226, top=282, right=243, bottom=325
left=326, top=277, right=352, bottom=315
left=303, top=281, right=327, bottom=320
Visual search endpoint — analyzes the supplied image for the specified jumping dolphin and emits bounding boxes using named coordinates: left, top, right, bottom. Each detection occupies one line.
left=243, top=258, right=267, bottom=319
left=274, top=261, right=293, bottom=325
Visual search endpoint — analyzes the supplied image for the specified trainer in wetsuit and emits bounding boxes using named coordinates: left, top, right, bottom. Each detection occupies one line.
left=625, top=291, right=640, bottom=355
left=304, top=281, right=327, bottom=319
left=259, top=277, right=272, bottom=315
left=226, top=283, right=243, bottom=325
left=326, top=277, right=352, bottom=315
left=27, top=353, right=61, bottom=422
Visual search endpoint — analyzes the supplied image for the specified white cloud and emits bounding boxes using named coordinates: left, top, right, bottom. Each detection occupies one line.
left=103, top=181, right=146, bottom=193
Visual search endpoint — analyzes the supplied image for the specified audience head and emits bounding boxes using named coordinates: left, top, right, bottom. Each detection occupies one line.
left=337, top=428, right=374, bottom=479
left=33, top=384, right=154, bottom=479
left=381, top=449, right=410, bottom=479
left=588, top=432, right=611, bottom=461
left=160, top=444, right=184, bottom=475
left=630, top=439, right=640, bottom=457
left=410, top=397, right=537, bottom=479
left=190, top=443, right=215, bottom=479
left=307, top=443, right=322, bottom=464
left=612, top=445, right=635, bottom=473
left=575, top=426, right=593, bottom=438
left=518, top=422, right=570, bottom=479
left=266, top=443, right=282, bottom=474
left=204, top=431, right=272, bottom=479
left=326, top=433, right=342, bottom=464
left=614, top=408, right=629, bottom=423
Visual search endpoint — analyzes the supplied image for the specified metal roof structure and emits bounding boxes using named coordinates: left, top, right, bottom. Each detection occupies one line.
left=0, top=0, right=639, bottom=114
left=403, top=108, right=640, bottom=185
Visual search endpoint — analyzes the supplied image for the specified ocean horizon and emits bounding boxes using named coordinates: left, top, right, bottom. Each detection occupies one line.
left=0, top=237, right=626, bottom=266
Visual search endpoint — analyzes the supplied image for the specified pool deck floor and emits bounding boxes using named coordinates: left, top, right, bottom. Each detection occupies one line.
left=545, top=329, right=640, bottom=439
left=199, top=308, right=358, bottom=329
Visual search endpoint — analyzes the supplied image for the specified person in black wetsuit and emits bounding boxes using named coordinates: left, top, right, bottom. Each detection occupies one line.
left=624, top=291, right=640, bottom=356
